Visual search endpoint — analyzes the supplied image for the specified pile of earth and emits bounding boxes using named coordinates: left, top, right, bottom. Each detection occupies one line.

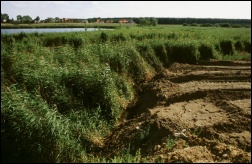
left=99, top=60, right=251, bottom=163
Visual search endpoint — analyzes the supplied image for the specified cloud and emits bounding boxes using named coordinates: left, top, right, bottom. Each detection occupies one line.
left=1, top=1, right=251, bottom=20
left=51, top=1, right=70, bottom=5
left=7, top=1, right=37, bottom=8
left=91, top=1, right=99, bottom=6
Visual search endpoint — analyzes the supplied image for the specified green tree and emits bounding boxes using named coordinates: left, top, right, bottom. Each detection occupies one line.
left=45, top=17, right=54, bottom=23
left=34, top=16, right=40, bottom=23
left=139, top=18, right=147, bottom=26
left=138, top=17, right=158, bottom=26
left=150, top=17, right=158, bottom=26
left=17, top=15, right=23, bottom=23
left=55, top=17, right=60, bottom=23
left=22, top=15, right=33, bottom=23
left=10, top=18, right=14, bottom=23
left=1, top=13, right=9, bottom=23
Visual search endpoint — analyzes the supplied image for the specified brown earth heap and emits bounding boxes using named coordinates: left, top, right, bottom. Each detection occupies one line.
left=101, top=60, right=251, bottom=163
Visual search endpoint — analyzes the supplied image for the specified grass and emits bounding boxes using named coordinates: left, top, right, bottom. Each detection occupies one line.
left=165, top=136, right=176, bottom=150
left=221, top=52, right=251, bottom=60
left=109, top=145, right=142, bottom=163
left=139, top=125, right=151, bottom=141
left=1, top=25, right=251, bottom=162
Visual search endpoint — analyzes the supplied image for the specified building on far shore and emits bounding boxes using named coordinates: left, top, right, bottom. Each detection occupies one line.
left=118, top=19, right=128, bottom=23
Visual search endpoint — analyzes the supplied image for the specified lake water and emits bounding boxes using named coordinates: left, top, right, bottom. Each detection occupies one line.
left=1, top=28, right=112, bottom=34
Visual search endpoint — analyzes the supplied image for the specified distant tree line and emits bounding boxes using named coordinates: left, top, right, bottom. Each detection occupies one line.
left=1, top=13, right=40, bottom=24
left=182, top=22, right=250, bottom=28
left=156, top=17, right=251, bottom=25
left=88, top=17, right=250, bottom=27
left=89, top=17, right=158, bottom=26
left=1, top=13, right=251, bottom=27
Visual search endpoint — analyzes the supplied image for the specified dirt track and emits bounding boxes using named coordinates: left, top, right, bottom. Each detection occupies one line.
left=101, top=60, right=251, bottom=163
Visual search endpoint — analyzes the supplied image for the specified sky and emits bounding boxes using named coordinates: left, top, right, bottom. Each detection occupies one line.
left=1, top=1, right=251, bottom=20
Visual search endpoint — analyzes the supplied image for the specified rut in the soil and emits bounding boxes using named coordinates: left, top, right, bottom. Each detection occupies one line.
left=101, top=61, right=251, bottom=163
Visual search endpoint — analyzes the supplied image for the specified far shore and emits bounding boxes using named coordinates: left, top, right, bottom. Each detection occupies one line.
left=1, top=23, right=137, bottom=29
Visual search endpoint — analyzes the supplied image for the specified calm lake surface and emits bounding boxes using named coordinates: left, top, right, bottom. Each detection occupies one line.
left=1, top=28, right=112, bottom=34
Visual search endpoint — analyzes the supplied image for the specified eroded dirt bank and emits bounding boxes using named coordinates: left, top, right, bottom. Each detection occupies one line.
left=101, top=60, right=251, bottom=163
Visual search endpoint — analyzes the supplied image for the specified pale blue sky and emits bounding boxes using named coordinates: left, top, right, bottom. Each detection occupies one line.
left=1, top=1, right=251, bottom=20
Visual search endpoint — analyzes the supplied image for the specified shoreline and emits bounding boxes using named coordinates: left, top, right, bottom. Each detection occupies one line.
left=1, top=23, right=134, bottom=29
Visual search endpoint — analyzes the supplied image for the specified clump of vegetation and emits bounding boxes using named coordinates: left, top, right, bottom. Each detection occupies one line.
left=198, top=42, right=214, bottom=61
left=220, top=39, right=235, bottom=55
left=190, top=23, right=199, bottom=27
left=150, top=40, right=169, bottom=67
left=243, top=39, right=251, bottom=53
left=165, top=136, right=176, bottom=150
left=1, top=85, right=85, bottom=163
left=100, top=31, right=109, bottom=42
left=166, top=40, right=199, bottom=64
left=136, top=42, right=163, bottom=71
left=200, top=23, right=213, bottom=27
left=220, top=23, right=231, bottom=27
left=234, top=40, right=244, bottom=52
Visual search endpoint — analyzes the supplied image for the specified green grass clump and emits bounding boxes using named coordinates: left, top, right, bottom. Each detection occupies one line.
left=221, top=52, right=251, bottom=60
left=61, top=66, right=119, bottom=121
left=110, top=146, right=142, bottom=163
left=136, top=42, right=163, bottom=71
left=243, top=39, right=251, bottom=53
left=150, top=40, right=169, bottom=67
left=100, top=31, right=109, bottom=42
left=198, top=42, right=214, bottom=61
left=220, top=39, right=235, bottom=55
left=1, top=85, right=85, bottom=163
left=165, top=137, right=176, bottom=150
left=111, top=32, right=127, bottom=42
left=234, top=40, right=245, bottom=52
left=166, top=40, right=199, bottom=64
left=43, top=35, right=68, bottom=47
left=43, top=34, right=85, bottom=48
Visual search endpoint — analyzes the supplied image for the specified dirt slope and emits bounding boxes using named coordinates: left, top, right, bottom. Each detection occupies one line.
left=101, top=60, right=251, bottom=163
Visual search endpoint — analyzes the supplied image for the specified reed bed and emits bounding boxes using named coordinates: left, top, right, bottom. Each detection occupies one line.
left=1, top=25, right=250, bottom=162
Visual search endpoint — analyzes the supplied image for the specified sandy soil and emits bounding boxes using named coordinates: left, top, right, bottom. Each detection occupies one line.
left=100, top=60, right=251, bottom=163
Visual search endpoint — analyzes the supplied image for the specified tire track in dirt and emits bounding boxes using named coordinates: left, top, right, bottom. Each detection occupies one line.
left=101, top=60, right=251, bottom=163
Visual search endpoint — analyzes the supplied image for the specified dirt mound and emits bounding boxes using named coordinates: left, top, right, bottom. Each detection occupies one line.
left=101, top=60, right=251, bottom=163
left=123, top=75, right=181, bottom=119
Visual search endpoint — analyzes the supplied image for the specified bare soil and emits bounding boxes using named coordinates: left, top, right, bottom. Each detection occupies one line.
left=101, top=60, right=251, bottom=163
